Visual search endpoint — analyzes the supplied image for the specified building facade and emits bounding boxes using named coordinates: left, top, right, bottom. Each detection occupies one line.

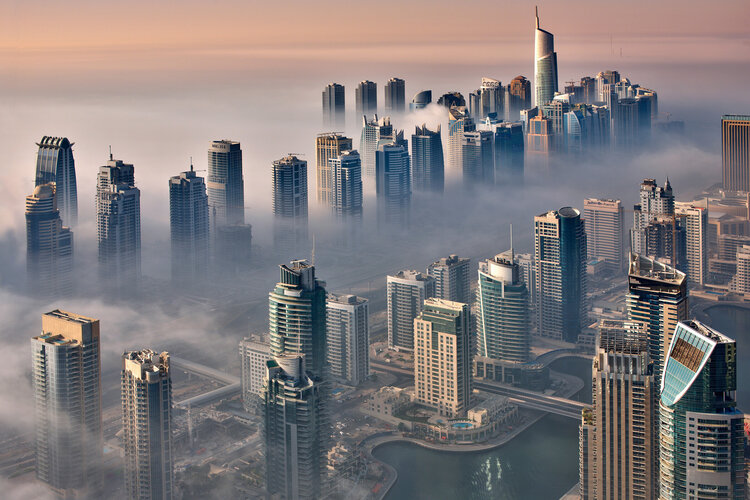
left=315, top=133, right=352, bottom=205
left=493, top=122, right=525, bottom=185
left=447, top=107, right=475, bottom=172
left=207, top=140, right=244, bottom=227
left=675, top=202, right=709, bottom=286
left=411, top=124, right=444, bottom=193
left=169, top=166, right=209, bottom=284
left=375, top=140, right=411, bottom=225
left=461, top=130, right=494, bottom=185
left=721, top=115, right=750, bottom=193
left=427, top=254, right=471, bottom=305
left=322, top=83, right=345, bottom=130
left=329, top=150, right=363, bottom=219
left=355, top=80, right=377, bottom=116
left=97, top=176, right=141, bottom=290
left=534, top=7, right=558, bottom=107
left=239, top=336, right=271, bottom=413
left=387, top=270, right=435, bottom=351
left=326, top=293, right=369, bottom=386
left=583, top=198, right=624, bottom=273
left=273, top=155, right=308, bottom=250
left=384, top=77, right=405, bottom=113
left=35, top=136, right=78, bottom=226
left=360, top=115, right=393, bottom=177
left=631, top=178, right=675, bottom=255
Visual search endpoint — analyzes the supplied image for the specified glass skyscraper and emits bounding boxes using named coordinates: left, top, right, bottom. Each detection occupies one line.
left=207, top=140, right=244, bottom=228
left=169, top=166, right=209, bottom=284
left=533, top=7, right=558, bottom=107
left=35, top=136, right=78, bottom=226
left=322, top=82, right=345, bottom=130
left=411, top=124, right=444, bottom=193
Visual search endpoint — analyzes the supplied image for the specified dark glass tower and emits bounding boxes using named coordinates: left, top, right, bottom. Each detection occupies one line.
left=411, top=124, right=444, bottom=193
left=35, top=136, right=78, bottom=226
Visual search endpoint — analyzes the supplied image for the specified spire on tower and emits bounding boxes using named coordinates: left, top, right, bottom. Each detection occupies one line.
left=535, top=6, right=540, bottom=29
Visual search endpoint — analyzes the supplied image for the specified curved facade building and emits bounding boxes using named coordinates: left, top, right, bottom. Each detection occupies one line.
left=410, top=90, right=432, bottom=111
left=533, top=7, right=558, bottom=107
left=35, top=136, right=78, bottom=226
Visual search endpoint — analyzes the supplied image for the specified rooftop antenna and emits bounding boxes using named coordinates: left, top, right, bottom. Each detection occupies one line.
left=190, top=156, right=193, bottom=172
left=509, top=224, right=515, bottom=262
left=311, top=234, right=316, bottom=267
left=535, top=6, right=540, bottom=29
left=109, top=145, right=113, bottom=161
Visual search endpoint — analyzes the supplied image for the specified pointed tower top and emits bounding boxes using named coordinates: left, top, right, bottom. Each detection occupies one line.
left=109, top=145, right=113, bottom=161
left=190, top=156, right=194, bottom=172
left=509, top=224, right=514, bottom=262
left=535, top=6, right=540, bottom=29
left=665, top=176, right=672, bottom=191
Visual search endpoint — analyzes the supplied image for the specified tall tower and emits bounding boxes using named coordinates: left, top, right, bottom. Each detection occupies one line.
left=461, top=130, right=494, bottom=185
left=316, top=133, right=352, bottom=205
left=375, top=140, right=411, bottom=226
left=329, top=150, right=363, bottom=219
left=169, top=165, right=209, bottom=284
left=360, top=115, right=393, bottom=177
left=583, top=198, right=625, bottom=273
left=631, top=178, right=675, bottom=255
left=239, top=336, right=270, bottom=414
left=268, top=260, right=327, bottom=379
left=272, top=155, right=309, bottom=251
left=96, top=155, right=135, bottom=212
left=31, top=310, right=102, bottom=498
left=384, top=77, right=406, bottom=113
left=721, top=115, right=750, bottom=192
left=675, top=202, right=709, bottom=285
left=121, top=350, right=173, bottom=500
left=355, top=80, right=377, bottom=116
left=414, top=299, right=472, bottom=418
left=35, top=136, right=78, bottom=226
left=477, top=251, right=531, bottom=363
left=659, top=321, right=746, bottom=499
left=507, top=76, right=531, bottom=121
left=533, top=7, right=558, bottom=107
left=492, top=122, right=525, bottom=185
left=326, top=293, right=369, bottom=386
left=386, top=270, right=435, bottom=351
left=322, top=83, right=345, bottom=130
left=411, top=124, right=444, bottom=193
left=447, top=107, right=475, bottom=172
left=426, top=254, right=471, bottom=304
left=207, top=140, right=244, bottom=227
left=26, top=183, right=73, bottom=297
left=263, top=354, right=324, bottom=500
left=534, top=207, right=587, bottom=342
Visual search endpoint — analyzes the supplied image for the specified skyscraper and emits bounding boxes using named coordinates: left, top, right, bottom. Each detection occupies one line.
left=507, top=76, right=531, bottom=121
left=316, top=133, right=352, bottom=205
left=268, top=260, right=327, bottom=379
left=721, top=115, right=750, bottom=192
left=384, top=77, right=405, bottom=113
left=469, top=78, right=503, bottom=121
left=732, top=245, right=750, bottom=294
left=414, top=299, right=472, bottom=418
left=26, top=183, right=73, bottom=297
left=583, top=198, right=624, bottom=273
left=272, top=155, right=308, bottom=250
left=329, top=150, right=363, bottom=219
left=322, top=83, right=345, bottom=130
left=533, top=7, right=558, bottom=107
left=410, top=90, right=432, bottom=111
left=626, top=253, right=688, bottom=380
left=169, top=165, right=209, bottom=284
left=526, top=114, right=554, bottom=157
left=360, top=115, right=393, bottom=177
left=35, top=136, right=78, bottom=226
left=355, top=80, right=377, bottom=116
left=387, top=270, right=435, bottom=351
left=631, top=178, right=675, bottom=255
left=426, top=254, right=471, bottom=304
left=207, top=140, right=244, bottom=227
left=263, top=354, right=324, bottom=500
left=492, top=122, right=525, bottom=185
left=326, top=293, right=369, bottom=386
left=239, top=336, right=270, bottom=413
left=476, top=251, right=531, bottom=363
left=375, top=140, right=411, bottom=225
left=447, top=107, right=475, bottom=172
left=659, top=320, right=746, bottom=498
left=675, top=202, right=709, bottom=285
left=31, top=310, right=102, bottom=498
left=535, top=207, right=587, bottom=342
left=579, top=320, right=659, bottom=500
left=121, top=349, right=173, bottom=500
left=461, top=130, right=494, bottom=185
left=411, top=124, right=444, bottom=193
left=96, top=155, right=135, bottom=211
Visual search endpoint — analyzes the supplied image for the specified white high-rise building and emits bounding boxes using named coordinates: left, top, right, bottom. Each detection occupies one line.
left=360, top=115, right=393, bottom=177
left=426, top=255, right=472, bottom=304
left=675, top=201, right=709, bottom=285
left=387, top=270, right=435, bottom=351
left=207, top=140, right=244, bottom=227
left=584, top=198, right=624, bottom=273
left=631, top=178, right=674, bottom=254
left=326, top=293, right=369, bottom=386
left=239, top=336, right=270, bottom=413
left=329, top=150, right=363, bottom=219
left=732, top=245, right=750, bottom=294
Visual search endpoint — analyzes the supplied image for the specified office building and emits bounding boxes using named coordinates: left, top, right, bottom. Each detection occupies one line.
left=207, top=140, right=244, bottom=227
left=360, top=115, right=393, bottom=177
left=526, top=114, right=554, bottom=157
left=375, top=140, right=411, bottom=225
left=659, top=320, right=746, bottom=498
left=469, top=77, right=503, bottom=121
left=121, top=350, right=173, bottom=500
left=387, top=270, right=435, bottom=351
left=461, top=130, right=494, bottom=185
left=411, top=124, right=444, bottom=193
left=579, top=320, right=658, bottom=500
left=447, top=106, right=475, bottom=172
left=322, top=83, right=345, bottom=130
left=644, top=215, right=687, bottom=271
left=583, top=198, right=624, bottom=273
left=722, top=115, right=750, bottom=192
left=239, top=336, right=271, bottom=414
left=384, top=77, right=405, bottom=113
left=355, top=80, right=377, bottom=116
left=31, top=310, right=102, bottom=498
left=626, top=253, right=688, bottom=380
left=427, top=254, right=471, bottom=304
left=631, top=178, right=675, bottom=255
left=326, top=293, right=369, bottom=386
left=169, top=166, right=209, bottom=284
left=214, top=224, right=252, bottom=275
left=268, top=260, right=327, bottom=379
left=493, top=122, right=525, bottom=185
left=26, top=183, right=73, bottom=297
left=535, top=207, right=588, bottom=342
left=477, top=251, right=531, bottom=363
left=263, top=354, right=324, bottom=500
left=96, top=154, right=135, bottom=211
left=329, top=150, right=363, bottom=218
left=316, top=133, right=352, bottom=205
left=410, top=90, right=432, bottom=111
left=733, top=245, right=750, bottom=294
left=534, top=7, right=558, bottom=107
left=437, top=92, right=465, bottom=108
left=35, top=136, right=78, bottom=226
left=595, top=70, right=620, bottom=102
left=507, top=76, right=531, bottom=121
left=414, top=299, right=472, bottom=418
left=273, top=155, right=308, bottom=250
left=675, top=202, right=709, bottom=285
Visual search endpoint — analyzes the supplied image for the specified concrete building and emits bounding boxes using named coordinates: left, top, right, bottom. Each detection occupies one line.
left=675, top=202, right=709, bottom=286
left=447, top=107, right=475, bottom=172
left=584, top=198, right=624, bottom=273
left=322, top=83, right=345, bottom=130
left=414, top=299, right=472, bottom=418
left=411, top=124, right=444, bottom=193
left=387, top=270, right=435, bottom=351
left=239, top=336, right=270, bottom=413
left=207, top=140, right=244, bottom=228
left=315, top=133, right=352, bottom=205
left=461, top=130, right=494, bottom=185
left=721, top=115, right=750, bottom=192
left=26, top=183, right=73, bottom=297
left=269, top=260, right=327, bottom=379
left=326, top=293, right=369, bottom=386
left=631, top=178, right=675, bottom=255
left=384, top=77, right=405, bottom=113
left=273, top=155, right=308, bottom=250
left=121, top=350, right=173, bottom=500
left=535, top=208, right=588, bottom=342
left=626, top=253, right=688, bottom=381
left=355, top=80, right=377, bottom=116
left=534, top=7, right=558, bottom=107
left=477, top=251, right=531, bottom=363
left=31, top=310, right=102, bottom=498
left=360, top=115, right=393, bottom=177
left=426, top=254, right=471, bottom=304
left=375, top=140, right=411, bottom=225
left=329, top=149, right=362, bottom=219
left=731, top=245, right=750, bottom=294
left=263, top=355, right=324, bottom=500
left=35, top=136, right=78, bottom=226
left=659, top=321, right=746, bottom=498
left=169, top=166, right=209, bottom=284
left=526, top=114, right=554, bottom=157
left=96, top=155, right=134, bottom=214
left=579, top=320, right=659, bottom=500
